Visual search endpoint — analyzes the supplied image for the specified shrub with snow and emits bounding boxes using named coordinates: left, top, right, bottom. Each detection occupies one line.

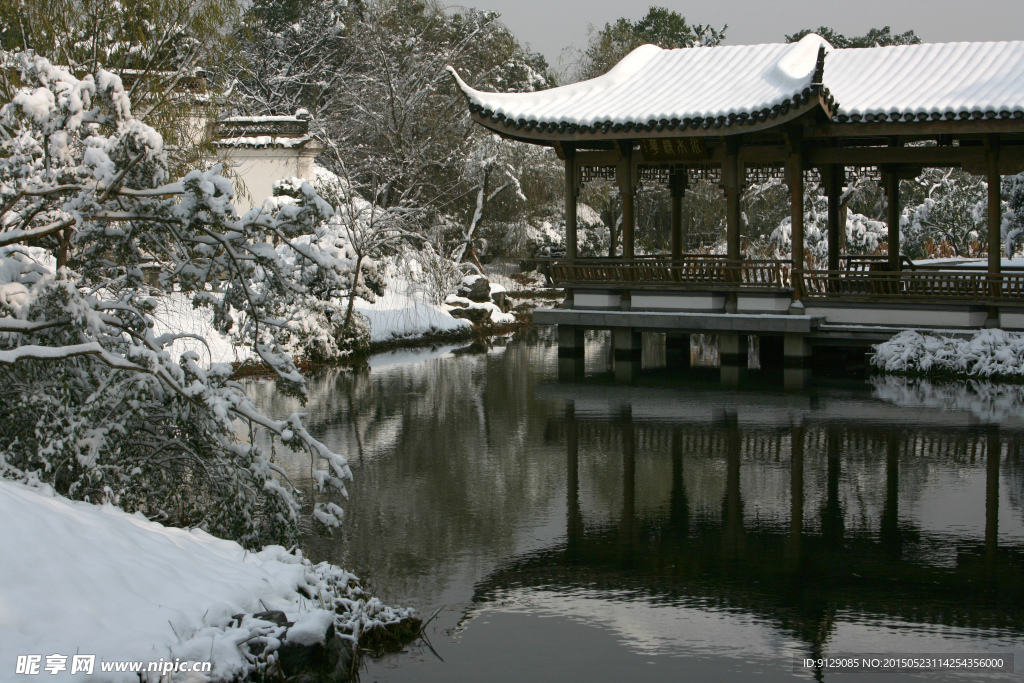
left=871, top=329, right=1024, bottom=379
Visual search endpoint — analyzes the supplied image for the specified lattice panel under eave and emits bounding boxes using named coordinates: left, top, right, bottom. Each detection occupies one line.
left=580, top=165, right=616, bottom=184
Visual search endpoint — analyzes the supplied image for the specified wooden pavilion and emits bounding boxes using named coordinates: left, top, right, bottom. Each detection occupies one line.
left=450, top=35, right=1024, bottom=369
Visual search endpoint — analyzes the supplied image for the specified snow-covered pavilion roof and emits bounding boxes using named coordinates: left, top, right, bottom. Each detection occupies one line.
left=448, top=34, right=1024, bottom=139
left=827, top=41, right=1024, bottom=123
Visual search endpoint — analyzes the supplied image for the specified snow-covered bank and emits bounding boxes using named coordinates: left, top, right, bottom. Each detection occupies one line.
left=355, top=272, right=471, bottom=343
left=871, top=329, right=1024, bottom=380
left=149, top=269, right=532, bottom=365
left=0, top=480, right=413, bottom=681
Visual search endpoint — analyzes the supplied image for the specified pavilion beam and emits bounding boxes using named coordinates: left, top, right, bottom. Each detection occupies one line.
left=580, top=144, right=1024, bottom=170
left=617, top=141, right=636, bottom=259
left=987, top=135, right=1002, bottom=326
left=883, top=167, right=901, bottom=271
left=808, top=144, right=1024, bottom=168
left=575, top=150, right=620, bottom=166
left=823, top=164, right=845, bottom=272
left=669, top=169, right=687, bottom=260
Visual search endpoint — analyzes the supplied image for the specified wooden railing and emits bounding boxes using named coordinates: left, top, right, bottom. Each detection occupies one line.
left=801, top=268, right=1024, bottom=303
left=545, top=256, right=1024, bottom=305
left=548, top=258, right=792, bottom=290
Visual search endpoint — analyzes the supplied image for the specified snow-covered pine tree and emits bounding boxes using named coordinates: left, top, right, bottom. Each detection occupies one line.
left=0, top=53, right=353, bottom=547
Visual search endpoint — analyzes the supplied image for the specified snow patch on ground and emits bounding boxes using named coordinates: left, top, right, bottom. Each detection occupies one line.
left=0, top=480, right=411, bottom=681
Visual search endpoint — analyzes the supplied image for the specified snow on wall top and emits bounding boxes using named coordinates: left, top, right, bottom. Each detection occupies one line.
left=213, top=135, right=315, bottom=149
left=450, top=35, right=1024, bottom=134
left=448, top=33, right=831, bottom=132
left=213, top=109, right=312, bottom=144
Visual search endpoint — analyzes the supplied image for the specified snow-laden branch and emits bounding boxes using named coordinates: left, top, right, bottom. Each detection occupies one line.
left=0, top=342, right=146, bottom=370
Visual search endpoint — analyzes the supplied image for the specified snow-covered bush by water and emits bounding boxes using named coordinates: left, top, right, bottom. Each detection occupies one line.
left=871, top=329, right=1024, bottom=379
left=0, top=54, right=353, bottom=547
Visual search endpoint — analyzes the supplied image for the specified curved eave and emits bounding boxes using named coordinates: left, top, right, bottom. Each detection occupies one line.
left=466, top=92, right=834, bottom=145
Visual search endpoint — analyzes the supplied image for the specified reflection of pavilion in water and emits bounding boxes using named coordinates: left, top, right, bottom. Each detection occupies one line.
left=473, top=382, right=1024, bottom=670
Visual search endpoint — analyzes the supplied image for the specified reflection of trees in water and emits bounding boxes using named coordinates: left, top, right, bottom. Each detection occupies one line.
left=249, top=330, right=579, bottom=600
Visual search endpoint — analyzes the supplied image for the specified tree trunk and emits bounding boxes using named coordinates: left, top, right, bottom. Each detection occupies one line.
left=344, top=254, right=364, bottom=333
left=56, top=228, right=71, bottom=271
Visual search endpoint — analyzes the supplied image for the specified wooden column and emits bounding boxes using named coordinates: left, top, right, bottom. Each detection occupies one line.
left=824, top=164, right=845, bottom=272
left=617, top=141, right=636, bottom=259
left=669, top=169, right=687, bottom=260
left=564, top=145, right=578, bottom=259
left=788, top=151, right=805, bottom=300
left=722, top=143, right=742, bottom=313
left=722, top=145, right=742, bottom=262
left=883, top=168, right=901, bottom=271
left=987, top=136, right=1002, bottom=324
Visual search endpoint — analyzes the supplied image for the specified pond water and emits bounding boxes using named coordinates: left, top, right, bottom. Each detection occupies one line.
left=250, top=328, right=1024, bottom=682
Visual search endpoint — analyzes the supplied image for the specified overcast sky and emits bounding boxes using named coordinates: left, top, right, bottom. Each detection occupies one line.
left=487, top=0, right=1024, bottom=76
